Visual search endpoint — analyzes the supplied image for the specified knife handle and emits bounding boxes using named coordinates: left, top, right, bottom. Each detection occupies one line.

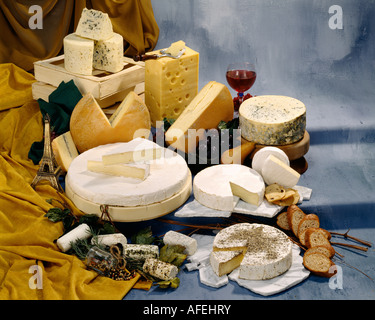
left=133, top=54, right=158, bottom=61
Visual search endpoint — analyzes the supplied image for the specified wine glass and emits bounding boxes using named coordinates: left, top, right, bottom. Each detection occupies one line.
left=226, top=62, right=257, bottom=112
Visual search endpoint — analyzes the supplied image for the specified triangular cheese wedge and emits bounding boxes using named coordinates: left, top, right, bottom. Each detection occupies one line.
left=70, top=91, right=151, bottom=153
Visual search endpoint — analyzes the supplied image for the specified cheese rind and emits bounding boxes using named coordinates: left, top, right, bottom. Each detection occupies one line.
left=212, top=223, right=293, bottom=280
left=75, top=8, right=113, bottom=41
left=52, top=131, right=79, bottom=172
left=63, top=33, right=94, bottom=75
left=145, top=45, right=199, bottom=126
left=262, top=155, right=300, bottom=188
left=239, top=95, right=306, bottom=146
left=165, top=81, right=234, bottom=154
left=93, top=33, right=124, bottom=73
left=87, top=160, right=150, bottom=180
left=70, top=91, right=151, bottom=153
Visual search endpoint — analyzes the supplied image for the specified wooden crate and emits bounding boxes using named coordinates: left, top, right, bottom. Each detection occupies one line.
left=33, top=55, right=145, bottom=100
left=32, top=81, right=145, bottom=109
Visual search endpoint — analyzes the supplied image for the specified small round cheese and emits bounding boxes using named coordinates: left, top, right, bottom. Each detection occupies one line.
left=212, top=223, right=292, bottom=280
left=193, top=164, right=265, bottom=211
left=251, top=146, right=290, bottom=174
left=239, top=95, right=306, bottom=146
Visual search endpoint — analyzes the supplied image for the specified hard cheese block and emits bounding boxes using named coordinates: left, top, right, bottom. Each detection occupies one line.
left=93, top=33, right=124, bottom=73
left=239, top=95, right=306, bottom=145
left=165, top=81, right=234, bottom=154
left=75, top=8, right=113, bottom=41
left=70, top=91, right=151, bottom=153
left=145, top=45, right=199, bottom=126
left=63, top=33, right=94, bottom=75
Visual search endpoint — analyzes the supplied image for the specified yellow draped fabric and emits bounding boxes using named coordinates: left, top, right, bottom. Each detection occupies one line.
left=0, top=63, right=140, bottom=300
left=0, top=0, right=159, bottom=71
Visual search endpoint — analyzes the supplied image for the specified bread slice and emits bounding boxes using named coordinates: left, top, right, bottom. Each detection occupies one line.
left=276, top=211, right=291, bottom=231
left=304, top=245, right=335, bottom=259
left=297, top=214, right=320, bottom=245
left=287, top=204, right=306, bottom=237
left=303, top=253, right=336, bottom=277
left=305, top=228, right=332, bottom=248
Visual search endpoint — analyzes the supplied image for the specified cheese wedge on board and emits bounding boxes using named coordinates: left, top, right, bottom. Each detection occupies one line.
left=87, top=160, right=150, bottom=180
left=165, top=81, right=234, bottom=154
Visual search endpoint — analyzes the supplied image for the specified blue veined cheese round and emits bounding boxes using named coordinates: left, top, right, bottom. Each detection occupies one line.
left=239, top=95, right=306, bottom=146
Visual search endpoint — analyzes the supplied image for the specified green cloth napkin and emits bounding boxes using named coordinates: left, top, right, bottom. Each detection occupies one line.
left=29, top=80, right=82, bottom=164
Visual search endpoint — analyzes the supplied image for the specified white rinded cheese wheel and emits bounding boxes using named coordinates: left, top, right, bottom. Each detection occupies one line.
left=66, top=139, right=189, bottom=207
left=251, top=146, right=290, bottom=174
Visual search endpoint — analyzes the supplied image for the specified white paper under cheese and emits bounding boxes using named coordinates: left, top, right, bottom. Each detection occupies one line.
left=143, top=258, right=178, bottom=281
left=56, top=223, right=91, bottom=252
left=163, top=231, right=197, bottom=256
left=261, top=154, right=300, bottom=188
left=93, top=33, right=124, bottom=73
left=239, top=95, right=306, bottom=146
left=75, top=8, right=113, bottom=41
left=63, top=33, right=94, bottom=75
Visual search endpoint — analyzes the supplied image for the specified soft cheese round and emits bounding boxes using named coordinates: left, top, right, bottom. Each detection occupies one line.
left=239, top=95, right=306, bottom=146
left=213, top=223, right=293, bottom=280
left=193, top=164, right=264, bottom=212
left=251, top=146, right=290, bottom=174
left=66, top=139, right=189, bottom=207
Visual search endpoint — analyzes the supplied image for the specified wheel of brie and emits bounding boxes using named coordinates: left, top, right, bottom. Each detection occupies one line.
left=211, top=223, right=293, bottom=280
left=65, top=138, right=191, bottom=221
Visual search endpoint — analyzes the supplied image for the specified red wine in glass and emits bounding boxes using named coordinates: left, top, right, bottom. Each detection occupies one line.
left=226, top=62, right=256, bottom=111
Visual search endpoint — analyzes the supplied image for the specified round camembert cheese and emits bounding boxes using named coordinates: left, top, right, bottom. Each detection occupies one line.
left=239, top=95, right=306, bottom=146
left=66, top=138, right=190, bottom=207
left=211, top=223, right=293, bottom=280
left=193, top=164, right=265, bottom=211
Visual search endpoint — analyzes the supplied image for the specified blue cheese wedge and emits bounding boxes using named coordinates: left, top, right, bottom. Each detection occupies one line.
left=93, top=33, right=124, bottom=73
left=239, top=95, right=306, bottom=145
left=63, top=33, right=94, bottom=75
left=75, top=8, right=113, bottom=41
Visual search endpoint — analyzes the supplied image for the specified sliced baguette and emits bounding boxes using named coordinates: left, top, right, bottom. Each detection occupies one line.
left=287, top=204, right=306, bottom=237
left=304, top=245, right=335, bottom=259
left=303, top=253, right=337, bottom=278
left=297, top=214, right=320, bottom=245
left=276, top=211, right=291, bottom=231
left=305, top=228, right=332, bottom=248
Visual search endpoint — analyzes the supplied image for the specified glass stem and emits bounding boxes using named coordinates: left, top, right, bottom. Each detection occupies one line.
left=238, top=92, right=244, bottom=104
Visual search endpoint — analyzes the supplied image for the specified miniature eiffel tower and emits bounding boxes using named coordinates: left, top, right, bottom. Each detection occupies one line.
left=31, top=114, right=63, bottom=191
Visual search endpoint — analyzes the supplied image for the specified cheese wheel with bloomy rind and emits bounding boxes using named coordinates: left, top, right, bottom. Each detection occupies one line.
left=251, top=146, right=290, bottom=175
left=239, top=95, right=306, bottom=146
left=212, top=223, right=293, bottom=280
left=70, top=91, right=151, bottom=153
